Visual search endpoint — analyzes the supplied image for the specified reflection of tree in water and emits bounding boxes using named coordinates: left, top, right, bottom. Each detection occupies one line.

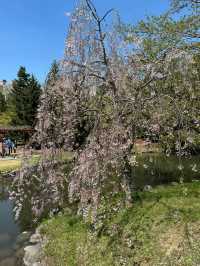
left=17, top=200, right=35, bottom=232
left=11, top=176, right=35, bottom=231
left=0, top=175, right=34, bottom=232
left=0, top=177, right=10, bottom=201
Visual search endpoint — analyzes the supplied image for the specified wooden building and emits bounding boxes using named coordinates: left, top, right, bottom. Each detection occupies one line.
left=0, top=126, right=34, bottom=155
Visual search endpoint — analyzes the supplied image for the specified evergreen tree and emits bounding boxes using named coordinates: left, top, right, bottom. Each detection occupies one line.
left=35, top=61, right=63, bottom=147
left=45, top=60, right=59, bottom=87
left=11, top=66, right=41, bottom=126
left=27, top=75, right=42, bottom=126
left=0, top=91, right=6, bottom=113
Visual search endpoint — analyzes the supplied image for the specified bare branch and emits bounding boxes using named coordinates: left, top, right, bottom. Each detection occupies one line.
left=100, top=9, right=114, bottom=22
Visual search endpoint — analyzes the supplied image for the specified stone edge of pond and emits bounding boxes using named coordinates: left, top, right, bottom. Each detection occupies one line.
left=0, top=170, right=19, bottom=178
left=23, top=225, right=47, bottom=266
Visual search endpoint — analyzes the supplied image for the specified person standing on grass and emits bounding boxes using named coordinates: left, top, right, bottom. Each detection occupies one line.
left=6, top=138, right=13, bottom=155
left=11, top=140, right=16, bottom=155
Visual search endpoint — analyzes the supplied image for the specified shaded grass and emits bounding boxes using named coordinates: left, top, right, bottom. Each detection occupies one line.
left=42, top=182, right=200, bottom=266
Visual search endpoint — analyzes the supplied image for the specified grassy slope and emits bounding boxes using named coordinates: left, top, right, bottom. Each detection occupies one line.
left=0, top=111, right=14, bottom=126
left=41, top=182, right=200, bottom=266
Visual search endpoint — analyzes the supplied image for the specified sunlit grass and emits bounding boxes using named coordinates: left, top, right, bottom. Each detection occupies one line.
left=0, top=159, right=21, bottom=172
left=42, top=182, right=200, bottom=266
left=0, top=154, right=41, bottom=172
left=0, top=151, right=73, bottom=173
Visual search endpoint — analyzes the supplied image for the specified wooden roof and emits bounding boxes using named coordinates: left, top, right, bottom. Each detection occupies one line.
left=0, top=126, right=34, bottom=133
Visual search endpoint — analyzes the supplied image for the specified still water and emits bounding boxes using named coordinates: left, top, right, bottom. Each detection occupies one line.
left=133, top=154, right=200, bottom=188
left=0, top=177, right=26, bottom=266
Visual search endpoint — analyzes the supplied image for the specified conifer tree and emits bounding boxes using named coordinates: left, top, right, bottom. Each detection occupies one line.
left=11, top=66, right=41, bottom=126
left=0, top=91, right=6, bottom=113
left=35, top=61, right=64, bottom=147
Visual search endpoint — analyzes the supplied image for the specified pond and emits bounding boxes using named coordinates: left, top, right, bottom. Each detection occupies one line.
left=0, top=176, right=30, bottom=266
left=133, top=154, right=200, bottom=188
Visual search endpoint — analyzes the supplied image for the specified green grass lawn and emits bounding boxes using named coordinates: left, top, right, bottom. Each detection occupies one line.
left=0, top=150, right=73, bottom=173
left=41, top=182, right=200, bottom=266
left=0, top=159, right=21, bottom=172
left=0, top=154, right=41, bottom=172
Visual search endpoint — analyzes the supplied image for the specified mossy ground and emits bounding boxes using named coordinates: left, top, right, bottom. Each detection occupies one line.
left=41, top=182, right=200, bottom=266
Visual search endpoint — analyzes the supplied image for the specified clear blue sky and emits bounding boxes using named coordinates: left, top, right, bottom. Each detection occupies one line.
left=0, top=0, right=169, bottom=83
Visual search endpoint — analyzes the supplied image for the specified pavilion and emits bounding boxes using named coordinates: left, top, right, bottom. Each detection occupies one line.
left=0, top=126, right=34, bottom=155
left=0, top=126, right=33, bottom=135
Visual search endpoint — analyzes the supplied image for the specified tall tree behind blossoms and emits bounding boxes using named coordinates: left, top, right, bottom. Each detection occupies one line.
left=11, top=66, right=41, bottom=127
left=0, top=91, right=6, bottom=113
left=35, top=60, right=65, bottom=148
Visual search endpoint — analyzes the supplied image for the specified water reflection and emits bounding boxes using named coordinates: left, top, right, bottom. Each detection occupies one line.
left=134, top=154, right=200, bottom=188
left=0, top=176, right=24, bottom=265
